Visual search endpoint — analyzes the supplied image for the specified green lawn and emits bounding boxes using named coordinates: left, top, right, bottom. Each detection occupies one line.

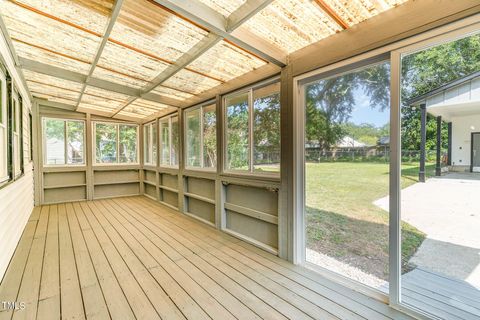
left=306, top=161, right=433, bottom=280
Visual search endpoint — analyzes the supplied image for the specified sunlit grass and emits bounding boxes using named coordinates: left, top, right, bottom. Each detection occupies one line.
left=306, top=161, right=430, bottom=279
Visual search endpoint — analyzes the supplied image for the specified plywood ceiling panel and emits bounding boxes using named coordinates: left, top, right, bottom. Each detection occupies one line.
left=187, top=40, right=265, bottom=82
left=116, top=110, right=145, bottom=119
left=131, top=98, right=172, bottom=111
left=12, top=40, right=91, bottom=74
left=109, top=0, right=208, bottom=63
left=13, top=0, right=114, bottom=34
left=0, top=1, right=100, bottom=63
left=322, top=0, right=408, bottom=26
left=242, top=0, right=341, bottom=54
left=80, top=86, right=129, bottom=111
left=152, top=86, right=195, bottom=101
left=96, top=41, right=170, bottom=83
left=77, top=103, right=116, bottom=115
left=163, top=69, right=222, bottom=95
left=196, top=0, right=246, bottom=17
left=27, top=81, right=81, bottom=101
left=92, top=67, right=148, bottom=89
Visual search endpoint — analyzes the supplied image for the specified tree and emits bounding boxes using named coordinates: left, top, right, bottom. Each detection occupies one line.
left=305, top=62, right=390, bottom=150
left=203, top=109, right=217, bottom=167
left=226, top=100, right=249, bottom=169
left=253, top=93, right=280, bottom=164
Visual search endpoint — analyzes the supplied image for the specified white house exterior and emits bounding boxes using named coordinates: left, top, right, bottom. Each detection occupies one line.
left=409, top=71, right=480, bottom=174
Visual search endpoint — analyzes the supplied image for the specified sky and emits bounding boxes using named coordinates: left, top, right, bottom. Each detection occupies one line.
left=349, top=87, right=390, bottom=127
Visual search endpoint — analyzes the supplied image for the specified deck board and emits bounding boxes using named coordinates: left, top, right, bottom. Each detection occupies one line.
left=0, top=196, right=416, bottom=320
left=402, top=268, right=480, bottom=320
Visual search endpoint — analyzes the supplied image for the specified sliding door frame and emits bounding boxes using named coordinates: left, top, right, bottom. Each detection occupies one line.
left=292, top=13, right=480, bottom=319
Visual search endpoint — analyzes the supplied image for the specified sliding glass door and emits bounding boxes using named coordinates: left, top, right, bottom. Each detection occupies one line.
left=301, top=59, right=392, bottom=293
left=296, top=16, right=480, bottom=319
left=396, top=31, right=480, bottom=319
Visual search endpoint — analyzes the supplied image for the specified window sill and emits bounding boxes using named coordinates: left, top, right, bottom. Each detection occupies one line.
left=222, top=170, right=281, bottom=181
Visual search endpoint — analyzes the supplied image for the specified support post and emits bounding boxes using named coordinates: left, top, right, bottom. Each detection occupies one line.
left=436, top=116, right=442, bottom=176
left=447, top=122, right=452, bottom=166
left=419, top=103, right=426, bottom=182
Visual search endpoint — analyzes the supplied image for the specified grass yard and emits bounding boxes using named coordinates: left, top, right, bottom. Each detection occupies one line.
left=306, top=161, right=433, bottom=281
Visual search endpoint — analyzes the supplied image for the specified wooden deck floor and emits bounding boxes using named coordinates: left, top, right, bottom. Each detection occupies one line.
left=0, top=196, right=414, bottom=320
left=402, top=268, right=480, bottom=320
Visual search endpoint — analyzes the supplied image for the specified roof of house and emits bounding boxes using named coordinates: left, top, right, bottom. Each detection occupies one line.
left=405, top=70, right=480, bottom=106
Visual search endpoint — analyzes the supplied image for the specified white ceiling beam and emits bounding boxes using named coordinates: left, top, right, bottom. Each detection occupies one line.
left=75, top=0, right=125, bottom=110
left=226, top=0, right=273, bottom=31
left=112, top=0, right=282, bottom=118
left=19, top=57, right=184, bottom=107
left=153, top=0, right=286, bottom=67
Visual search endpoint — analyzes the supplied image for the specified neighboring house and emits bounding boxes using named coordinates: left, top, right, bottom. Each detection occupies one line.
left=336, top=136, right=367, bottom=149
left=46, top=138, right=64, bottom=165
left=46, top=138, right=83, bottom=164
left=407, top=71, right=480, bottom=176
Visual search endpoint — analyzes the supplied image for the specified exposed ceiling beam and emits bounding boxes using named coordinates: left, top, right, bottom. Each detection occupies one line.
left=226, top=0, right=273, bottom=32
left=313, top=0, right=349, bottom=30
left=75, top=0, right=125, bottom=110
left=19, top=57, right=183, bottom=107
left=0, top=12, right=32, bottom=101
left=112, top=0, right=282, bottom=118
left=152, top=0, right=286, bottom=67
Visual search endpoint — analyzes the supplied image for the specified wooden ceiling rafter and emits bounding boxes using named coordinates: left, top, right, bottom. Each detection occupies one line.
left=313, top=0, right=349, bottom=30
left=74, top=0, right=125, bottom=111
left=8, top=0, right=225, bottom=83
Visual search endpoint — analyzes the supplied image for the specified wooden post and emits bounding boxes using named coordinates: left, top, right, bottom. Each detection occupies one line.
left=436, top=116, right=442, bottom=176
left=419, top=103, right=426, bottom=182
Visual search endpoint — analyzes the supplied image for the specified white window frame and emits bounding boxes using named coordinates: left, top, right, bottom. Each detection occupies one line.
left=223, top=77, right=280, bottom=177
left=159, top=113, right=179, bottom=168
left=42, top=117, right=86, bottom=167
left=0, top=68, right=8, bottom=184
left=184, top=100, right=216, bottom=171
left=143, top=120, right=157, bottom=166
left=93, top=121, right=139, bottom=165
left=292, top=13, right=480, bottom=320
left=12, top=89, right=21, bottom=178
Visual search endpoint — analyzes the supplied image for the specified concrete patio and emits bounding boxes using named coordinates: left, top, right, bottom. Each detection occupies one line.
left=375, top=172, right=480, bottom=287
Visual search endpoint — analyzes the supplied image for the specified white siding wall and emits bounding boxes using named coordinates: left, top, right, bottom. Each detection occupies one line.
left=451, top=113, right=480, bottom=167
left=0, top=30, right=34, bottom=281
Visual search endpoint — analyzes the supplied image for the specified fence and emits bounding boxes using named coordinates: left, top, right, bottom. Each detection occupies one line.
left=305, top=148, right=443, bottom=163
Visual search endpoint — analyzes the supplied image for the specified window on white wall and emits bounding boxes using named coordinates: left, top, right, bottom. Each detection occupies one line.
left=185, top=103, right=216, bottom=170
left=159, top=114, right=179, bottom=167
left=0, top=69, right=7, bottom=183
left=144, top=121, right=157, bottom=166
left=43, top=118, right=85, bottom=165
left=12, top=91, right=21, bottom=177
left=94, top=122, right=138, bottom=164
left=224, top=79, right=280, bottom=175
